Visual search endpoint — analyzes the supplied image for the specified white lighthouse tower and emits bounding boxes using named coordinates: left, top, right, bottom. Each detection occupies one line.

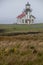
left=25, top=2, right=32, bottom=24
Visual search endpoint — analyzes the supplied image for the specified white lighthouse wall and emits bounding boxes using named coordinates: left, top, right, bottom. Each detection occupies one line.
left=17, top=15, right=30, bottom=24
left=26, top=12, right=30, bottom=19
left=27, top=12, right=30, bottom=19
left=17, top=18, right=21, bottom=24
left=21, top=16, right=26, bottom=24
left=30, top=17, right=34, bottom=24
left=21, top=15, right=30, bottom=24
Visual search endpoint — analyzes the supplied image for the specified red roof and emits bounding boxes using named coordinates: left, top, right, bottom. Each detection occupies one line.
left=17, top=12, right=26, bottom=19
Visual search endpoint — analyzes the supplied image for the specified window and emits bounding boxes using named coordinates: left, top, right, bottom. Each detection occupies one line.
left=25, top=19, right=27, bottom=23
left=32, top=19, right=34, bottom=21
left=22, top=19, right=24, bottom=23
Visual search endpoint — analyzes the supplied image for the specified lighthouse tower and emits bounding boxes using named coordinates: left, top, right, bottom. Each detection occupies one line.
left=25, top=2, right=32, bottom=24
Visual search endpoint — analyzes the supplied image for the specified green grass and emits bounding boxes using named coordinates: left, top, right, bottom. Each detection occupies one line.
left=0, top=23, right=43, bottom=33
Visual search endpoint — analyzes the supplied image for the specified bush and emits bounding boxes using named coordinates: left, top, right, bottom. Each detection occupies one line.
left=38, top=52, right=42, bottom=57
left=30, top=46, right=35, bottom=49
left=33, top=49, right=37, bottom=54
left=9, top=48, right=14, bottom=54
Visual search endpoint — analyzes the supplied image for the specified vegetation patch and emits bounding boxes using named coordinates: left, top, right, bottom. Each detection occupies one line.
left=0, top=33, right=43, bottom=65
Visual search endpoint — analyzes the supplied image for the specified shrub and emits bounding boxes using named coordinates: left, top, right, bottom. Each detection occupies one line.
left=38, top=52, right=42, bottom=57
left=30, top=46, right=35, bottom=49
left=33, top=49, right=37, bottom=54
left=9, top=48, right=14, bottom=54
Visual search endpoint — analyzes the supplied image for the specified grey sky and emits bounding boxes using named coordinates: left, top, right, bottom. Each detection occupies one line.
left=0, top=0, right=43, bottom=24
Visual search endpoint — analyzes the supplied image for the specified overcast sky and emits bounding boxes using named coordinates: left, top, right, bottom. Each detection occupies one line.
left=0, top=0, right=43, bottom=24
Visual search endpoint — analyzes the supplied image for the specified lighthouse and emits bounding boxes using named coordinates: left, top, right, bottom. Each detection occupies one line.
left=17, top=2, right=35, bottom=24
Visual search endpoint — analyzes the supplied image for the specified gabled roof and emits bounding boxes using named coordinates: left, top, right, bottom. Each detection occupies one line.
left=17, top=12, right=26, bottom=19
left=30, top=15, right=35, bottom=19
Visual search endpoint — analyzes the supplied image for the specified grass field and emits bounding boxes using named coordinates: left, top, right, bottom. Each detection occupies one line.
left=0, top=33, right=43, bottom=65
left=0, top=23, right=43, bottom=65
left=0, top=24, right=43, bottom=34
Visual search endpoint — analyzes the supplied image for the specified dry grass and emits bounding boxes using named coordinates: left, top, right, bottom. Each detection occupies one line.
left=0, top=33, right=43, bottom=65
